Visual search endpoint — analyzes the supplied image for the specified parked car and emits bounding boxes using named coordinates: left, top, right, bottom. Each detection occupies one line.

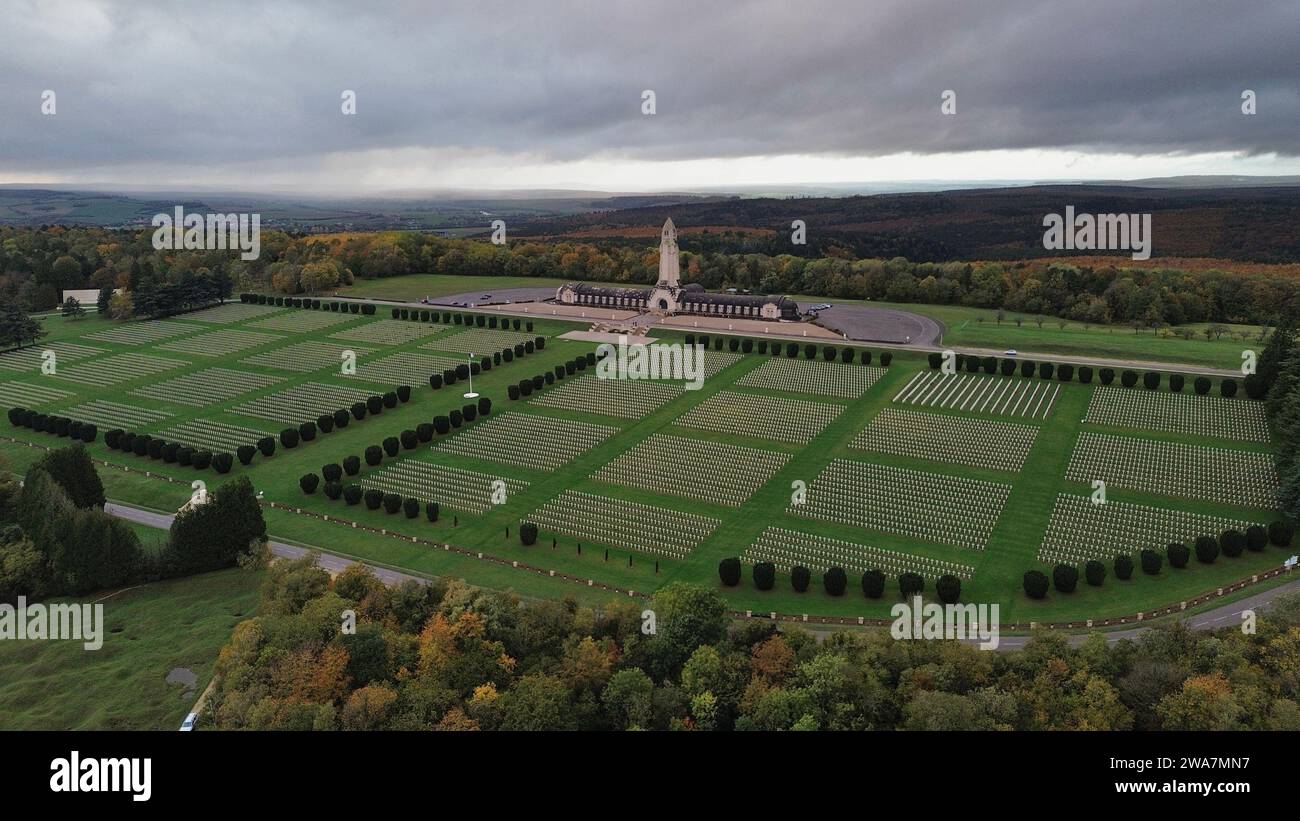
left=180, top=713, right=198, bottom=731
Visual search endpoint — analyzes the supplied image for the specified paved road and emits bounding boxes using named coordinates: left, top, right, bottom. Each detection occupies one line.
left=105, top=503, right=427, bottom=587
left=106, top=502, right=1297, bottom=650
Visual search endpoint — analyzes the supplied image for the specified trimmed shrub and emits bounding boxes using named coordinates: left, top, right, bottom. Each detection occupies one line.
left=433, top=416, right=450, bottom=435
left=363, top=489, right=383, bottom=510
left=520, top=522, right=538, bottom=545
left=382, top=493, right=402, bottom=514
left=236, top=445, right=256, bottom=465
left=1052, top=563, right=1079, bottom=593
left=1219, top=529, right=1245, bottom=558
left=1220, top=378, right=1238, bottom=398
left=1170, top=373, right=1185, bottom=393
left=880, top=352, right=892, bottom=367
left=1141, top=549, right=1163, bottom=575
left=463, top=404, right=478, bottom=422
left=719, top=557, right=742, bottom=587
left=323, top=481, right=343, bottom=500
left=1167, top=542, right=1190, bottom=568
left=823, top=566, right=847, bottom=596
left=382, top=436, right=400, bottom=457
left=258, top=437, right=276, bottom=457
left=280, top=428, right=300, bottom=449
left=791, top=565, right=811, bottom=592
left=1142, top=371, right=1161, bottom=390
left=1099, top=367, right=1115, bottom=385
left=322, top=463, right=343, bottom=482
left=1270, top=519, right=1295, bottom=547
left=1021, top=360, right=1036, bottom=378
left=425, top=502, right=440, bottom=522
left=1039, top=362, right=1055, bottom=380
left=449, top=409, right=464, bottom=428
left=1058, top=363, right=1074, bottom=382
left=343, top=455, right=361, bottom=475
left=192, top=450, right=212, bottom=470
left=1114, top=554, right=1134, bottom=580
left=416, top=423, right=433, bottom=442
left=317, top=414, right=335, bottom=434
left=899, top=572, right=924, bottom=597
left=1078, top=365, right=1093, bottom=383
left=1194, top=376, right=1211, bottom=395
left=1023, top=570, right=1049, bottom=599
left=402, top=497, right=420, bottom=518
left=364, top=445, right=383, bottom=466
left=351, top=402, right=367, bottom=420
left=507, top=384, right=520, bottom=401
left=861, top=569, right=885, bottom=598
left=177, top=447, right=194, bottom=466
left=429, top=373, right=444, bottom=390
left=1084, top=560, right=1106, bottom=587
left=344, top=485, right=363, bottom=505
left=478, top=397, right=492, bottom=416
left=397, top=385, right=412, bottom=403
left=1245, top=524, right=1268, bottom=552
left=333, top=409, right=350, bottom=428
left=400, top=429, right=418, bottom=450
left=1121, top=370, right=1138, bottom=388
left=300, top=473, right=320, bottom=494
left=162, top=442, right=180, bottom=463
left=366, top=396, right=383, bottom=415
left=753, top=562, right=775, bottom=591
left=936, top=574, right=962, bottom=603
left=1195, top=535, right=1219, bottom=564
left=299, top=421, right=317, bottom=442
left=383, top=391, right=398, bottom=409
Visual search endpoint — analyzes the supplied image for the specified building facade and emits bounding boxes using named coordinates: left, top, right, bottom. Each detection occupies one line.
left=555, top=218, right=799, bottom=320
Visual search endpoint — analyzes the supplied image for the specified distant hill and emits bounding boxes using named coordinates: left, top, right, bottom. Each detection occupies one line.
left=0, top=187, right=720, bottom=232
left=514, top=184, right=1300, bottom=264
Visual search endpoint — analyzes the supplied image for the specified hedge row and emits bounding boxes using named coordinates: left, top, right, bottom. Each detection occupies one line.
left=8, top=407, right=98, bottom=443
left=305, top=396, right=493, bottom=490
left=507, top=352, right=598, bottom=400
left=718, top=558, right=960, bottom=602
left=928, top=352, right=1258, bottom=398
left=683, top=334, right=892, bottom=366
left=1023, top=520, right=1297, bottom=598
left=240, top=292, right=539, bottom=333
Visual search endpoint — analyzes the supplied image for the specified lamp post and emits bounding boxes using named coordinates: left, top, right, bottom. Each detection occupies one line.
left=463, top=353, right=479, bottom=399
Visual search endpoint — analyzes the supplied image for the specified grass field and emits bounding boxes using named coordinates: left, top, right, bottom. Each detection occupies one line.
left=0, top=568, right=263, bottom=730
left=336, top=273, right=1263, bottom=368
left=1, top=300, right=1286, bottom=628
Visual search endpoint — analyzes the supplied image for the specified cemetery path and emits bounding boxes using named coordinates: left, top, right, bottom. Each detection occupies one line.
left=106, top=500, right=1300, bottom=651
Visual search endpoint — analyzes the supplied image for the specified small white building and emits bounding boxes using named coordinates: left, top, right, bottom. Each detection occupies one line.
left=61, top=288, right=119, bottom=309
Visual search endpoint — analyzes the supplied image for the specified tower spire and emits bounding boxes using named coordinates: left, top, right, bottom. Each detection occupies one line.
left=657, top=217, right=680, bottom=287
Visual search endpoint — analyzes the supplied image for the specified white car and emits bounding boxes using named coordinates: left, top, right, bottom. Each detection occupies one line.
left=1004, top=349, right=1018, bottom=356
left=179, top=712, right=198, bottom=731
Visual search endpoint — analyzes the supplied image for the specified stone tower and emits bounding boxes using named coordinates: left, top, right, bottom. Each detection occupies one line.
left=657, top=217, right=680, bottom=288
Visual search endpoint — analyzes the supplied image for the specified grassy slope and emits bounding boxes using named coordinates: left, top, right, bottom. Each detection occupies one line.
left=0, top=568, right=263, bottom=730
left=0, top=304, right=1285, bottom=625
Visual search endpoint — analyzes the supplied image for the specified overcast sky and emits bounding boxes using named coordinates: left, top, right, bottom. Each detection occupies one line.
left=2, top=0, right=1299, bottom=192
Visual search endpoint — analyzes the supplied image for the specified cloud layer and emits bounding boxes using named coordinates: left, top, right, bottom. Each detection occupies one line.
left=2, top=0, right=1298, bottom=189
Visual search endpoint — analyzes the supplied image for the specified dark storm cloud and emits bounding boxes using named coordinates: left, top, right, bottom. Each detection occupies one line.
left=1, top=0, right=1297, bottom=178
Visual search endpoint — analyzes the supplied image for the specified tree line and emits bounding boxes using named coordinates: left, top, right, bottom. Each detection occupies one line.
left=203, top=559, right=1300, bottom=731
left=3, top=225, right=1297, bottom=328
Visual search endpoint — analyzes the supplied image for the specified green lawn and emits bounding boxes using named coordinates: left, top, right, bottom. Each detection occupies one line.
left=0, top=567, right=263, bottom=730
left=1, top=301, right=1285, bottom=629
left=337, top=273, right=1265, bottom=368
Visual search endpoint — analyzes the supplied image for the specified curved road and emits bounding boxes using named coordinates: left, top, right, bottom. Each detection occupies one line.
left=107, top=502, right=1299, bottom=650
